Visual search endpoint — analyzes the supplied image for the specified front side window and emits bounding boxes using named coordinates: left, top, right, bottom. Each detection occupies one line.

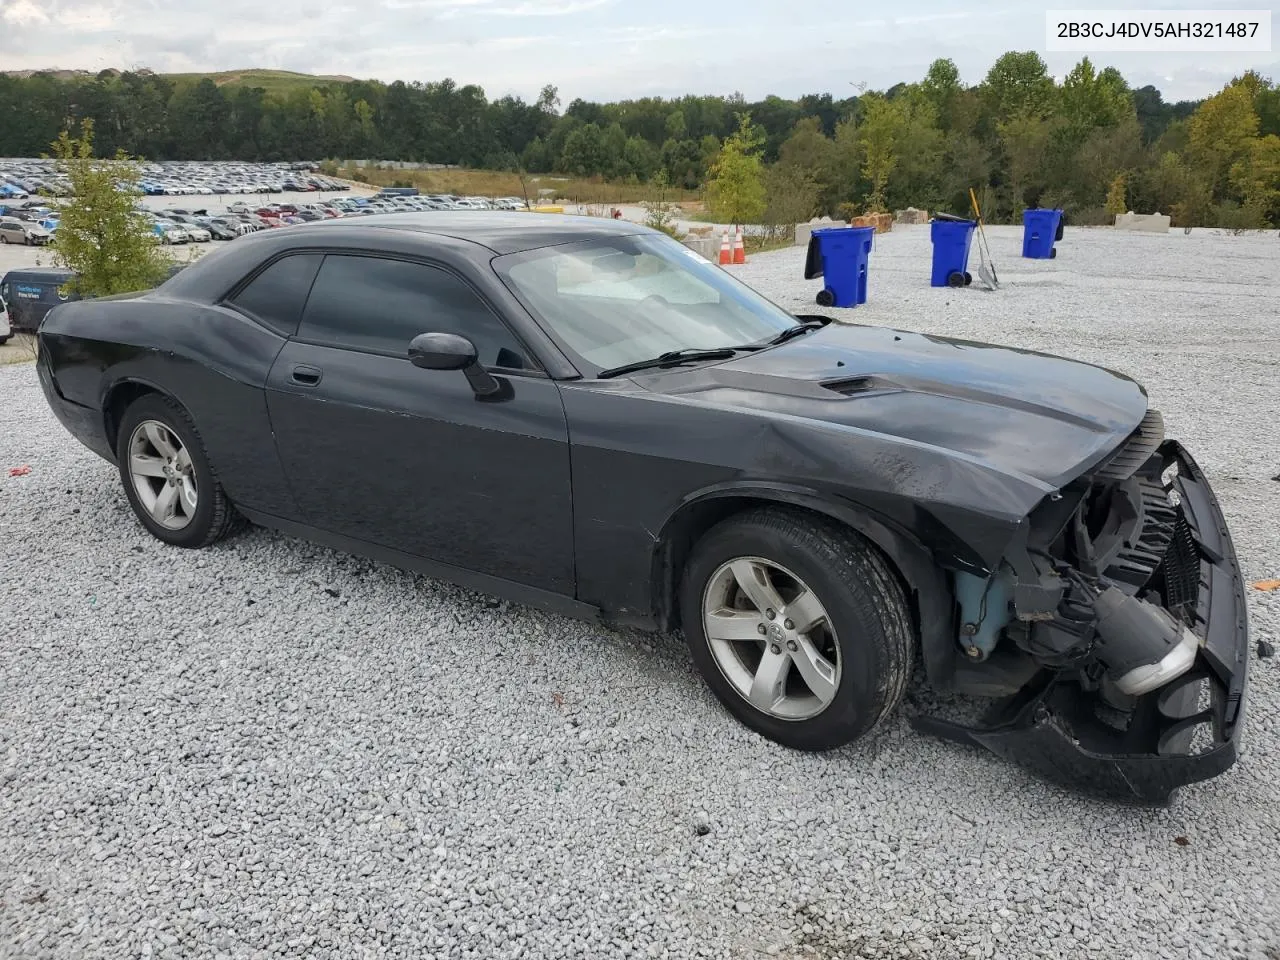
left=494, top=233, right=797, bottom=373
left=297, top=255, right=532, bottom=369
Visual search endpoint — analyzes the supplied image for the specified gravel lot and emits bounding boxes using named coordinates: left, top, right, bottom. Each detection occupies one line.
left=1, top=224, right=1278, bottom=960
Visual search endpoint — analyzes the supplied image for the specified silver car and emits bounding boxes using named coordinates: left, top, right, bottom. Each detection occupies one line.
left=0, top=217, right=52, bottom=245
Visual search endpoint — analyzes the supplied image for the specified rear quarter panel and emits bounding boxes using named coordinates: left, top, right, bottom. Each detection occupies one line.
left=40, top=296, right=299, bottom=519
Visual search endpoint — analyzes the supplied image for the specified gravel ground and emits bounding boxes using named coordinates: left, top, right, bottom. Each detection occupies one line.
left=1, top=224, right=1278, bottom=960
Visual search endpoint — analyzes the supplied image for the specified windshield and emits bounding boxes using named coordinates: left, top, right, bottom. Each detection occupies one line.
left=495, top=233, right=797, bottom=373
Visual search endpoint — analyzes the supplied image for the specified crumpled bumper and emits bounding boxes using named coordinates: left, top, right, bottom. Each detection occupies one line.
left=915, top=440, right=1249, bottom=805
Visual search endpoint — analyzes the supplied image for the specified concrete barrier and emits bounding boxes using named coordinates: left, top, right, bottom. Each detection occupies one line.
left=682, top=236, right=720, bottom=261
left=795, top=218, right=848, bottom=246
left=1115, top=211, right=1171, bottom=233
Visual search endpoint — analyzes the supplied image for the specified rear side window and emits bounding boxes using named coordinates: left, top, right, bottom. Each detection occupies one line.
left=226, top=254, right=322, bottom=337
left=297, top=254, right=531, bottom=369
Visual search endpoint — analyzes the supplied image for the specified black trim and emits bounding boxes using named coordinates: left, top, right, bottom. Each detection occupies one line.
left=236, top=505, right=601, bottom=624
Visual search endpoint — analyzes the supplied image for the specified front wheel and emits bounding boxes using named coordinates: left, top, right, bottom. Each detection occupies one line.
left=679, top=508, right=914, bottom=751
left=115, top=394, right=242, bottom=548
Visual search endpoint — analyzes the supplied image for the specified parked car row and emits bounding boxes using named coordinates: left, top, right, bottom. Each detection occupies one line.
left=1, top=159, right=343, bottom=198
left=146, top=194, right=534, bottom=243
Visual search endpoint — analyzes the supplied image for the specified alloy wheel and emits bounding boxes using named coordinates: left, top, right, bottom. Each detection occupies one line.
left=701, top=557, right=841, bottom=721
left=127, top=420, right=198, bottom=530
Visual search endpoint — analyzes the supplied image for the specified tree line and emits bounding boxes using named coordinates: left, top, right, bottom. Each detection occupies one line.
left=1, top=53, right=1278, bottom=226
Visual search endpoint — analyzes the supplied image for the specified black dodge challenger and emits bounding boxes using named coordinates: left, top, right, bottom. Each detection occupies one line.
left=36, top=213, right=1249, bottom=803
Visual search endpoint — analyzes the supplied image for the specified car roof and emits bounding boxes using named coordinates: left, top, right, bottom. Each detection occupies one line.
left=292, top=211, right=651, bottom=255
left=155, top=213, right=657, bottom=304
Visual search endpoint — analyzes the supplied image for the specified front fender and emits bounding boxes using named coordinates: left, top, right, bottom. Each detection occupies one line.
left=650, top=481, right=960, bottom=689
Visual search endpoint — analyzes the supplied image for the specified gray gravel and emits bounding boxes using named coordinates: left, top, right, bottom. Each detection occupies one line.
left=2, top=223, right=1279, bottom=960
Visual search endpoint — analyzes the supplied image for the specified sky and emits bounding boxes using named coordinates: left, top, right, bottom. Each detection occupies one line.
left=1, top=0, right=1277, bottom=104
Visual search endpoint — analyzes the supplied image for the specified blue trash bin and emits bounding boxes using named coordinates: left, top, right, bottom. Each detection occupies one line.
left=804, top=226, right=875, bottom=307
left=929, top=218, right=976, bottom=287
left=1022, top=208, right=1063, bottom=259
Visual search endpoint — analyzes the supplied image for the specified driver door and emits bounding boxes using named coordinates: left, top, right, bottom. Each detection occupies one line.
left=264, top=253, right=575, bottom=595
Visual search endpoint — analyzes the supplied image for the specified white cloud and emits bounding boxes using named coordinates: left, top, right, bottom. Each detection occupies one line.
left=1, top=0, right=50, bottom=24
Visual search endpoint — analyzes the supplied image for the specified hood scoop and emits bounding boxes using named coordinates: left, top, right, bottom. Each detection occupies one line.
left=821, top=375, right=878, bottom=396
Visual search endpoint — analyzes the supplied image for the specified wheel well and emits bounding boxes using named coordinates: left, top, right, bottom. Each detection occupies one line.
left=654, top=496, right=921, bottom=635
left=103, top=381, right=163, bottom=454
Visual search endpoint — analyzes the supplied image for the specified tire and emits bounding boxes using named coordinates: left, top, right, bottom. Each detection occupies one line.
left=679, top=507, right=914, bottom=751
left=815, top=288, right=835, bottom=307
left=0, top=234, right=7, bottom=244
left=115, top=393, right=242, bottom=548
left=0, top=336, right=10, bottom=345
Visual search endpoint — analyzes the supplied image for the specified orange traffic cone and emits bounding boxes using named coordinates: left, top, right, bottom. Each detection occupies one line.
left=732, top=226, right=746, bottom=264
left=718, top=229, right=732, bottom=265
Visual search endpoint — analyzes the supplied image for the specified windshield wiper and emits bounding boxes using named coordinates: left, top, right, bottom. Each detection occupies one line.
left=765, top=318, right=827, bottom=346
left=596, top=347, right=741, bottom=379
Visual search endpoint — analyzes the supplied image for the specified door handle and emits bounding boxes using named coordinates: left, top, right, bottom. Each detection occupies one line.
left=291, top=364, right=322, bottom=386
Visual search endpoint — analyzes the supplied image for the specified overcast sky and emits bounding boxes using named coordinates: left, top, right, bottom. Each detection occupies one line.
left=2, top=0, right=1277, bottom=104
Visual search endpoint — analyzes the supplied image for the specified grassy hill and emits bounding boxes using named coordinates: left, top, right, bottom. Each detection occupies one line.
left=2, top=67, right=357, bottom=94
left=162, top=69, right=357, bottom=93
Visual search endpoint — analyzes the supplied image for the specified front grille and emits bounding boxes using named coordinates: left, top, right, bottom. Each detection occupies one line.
left=1093, top=409, right=1165, bottom=482
left=1159, top=510, right=1201, bottom=611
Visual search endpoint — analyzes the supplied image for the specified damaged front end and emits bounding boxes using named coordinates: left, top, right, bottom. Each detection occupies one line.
left=916, top=411, right=1249, bottom=805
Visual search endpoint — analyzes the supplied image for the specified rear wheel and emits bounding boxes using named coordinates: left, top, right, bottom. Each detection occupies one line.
left=115, top=394, right=242, bottom=548
left=679, top=508, right=914, bottom=751
left=946, top=271, right=966, bottom=288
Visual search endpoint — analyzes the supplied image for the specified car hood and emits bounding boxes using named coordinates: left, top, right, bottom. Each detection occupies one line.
left=649, top=322, right=1149, bottom=489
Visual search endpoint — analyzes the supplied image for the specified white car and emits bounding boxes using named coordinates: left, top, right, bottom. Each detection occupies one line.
left=0, top=293, right=10, bottom=345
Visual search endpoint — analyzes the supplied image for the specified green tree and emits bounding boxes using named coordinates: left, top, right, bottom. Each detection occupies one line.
left=921, top=58, right=962, bottom=129
left=705, top=113, right=766, bottom=225
left=983, top=51, right=1055, bottom=121
left=884, top=88, right=944, bottom=210
left=1229, top=134, right=1280, bottom=221
left=762, top=163, right=818, bottom=240
left=621, top=135, right=658, bottom=181
left=1186, top=84, right=1259, bottom=196
left=778, top=116, right=838, bottom=210
left=560, top=122, right=607, bottom=176
left=642, top=169, right=682, bottom=237
left=998, top=112, right=1055, bottom=213
left=855, top=94, right=905, bottom=212
left=1060, top=57, right=1132, bottom=133
left=50, top=120, right=170, bottom=299
left=1104, top=173, right=1128, bottom=215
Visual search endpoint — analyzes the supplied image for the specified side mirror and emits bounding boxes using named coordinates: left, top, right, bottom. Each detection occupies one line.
left=409, top=331, right=476, bottom=371
left=408, top=331, right=511, bottom=402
